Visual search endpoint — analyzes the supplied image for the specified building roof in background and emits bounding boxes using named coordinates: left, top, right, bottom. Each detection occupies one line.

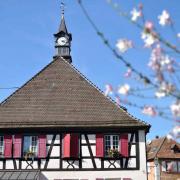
left=147, top=136, right=180, bottom=160
left=0, top=57, right=150, bottom=131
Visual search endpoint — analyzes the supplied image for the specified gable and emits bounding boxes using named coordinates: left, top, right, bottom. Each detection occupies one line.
left=0, top=57, right=150, bottom=131
left=147, top=137, right=180, bottom=160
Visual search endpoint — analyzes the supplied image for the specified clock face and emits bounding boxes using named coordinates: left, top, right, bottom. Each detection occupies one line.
left=58, top=37, right=68, bottom=45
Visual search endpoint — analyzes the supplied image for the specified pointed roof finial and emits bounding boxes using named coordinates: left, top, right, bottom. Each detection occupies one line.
left=60, top=1, right=65, bottom=17
left=58, top=0, right=68, bottom=34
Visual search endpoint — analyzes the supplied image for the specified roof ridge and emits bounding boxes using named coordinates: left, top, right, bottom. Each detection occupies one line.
left=154, top=137, right=166, bottom=158
left=60, top=57, right=150, bottom=128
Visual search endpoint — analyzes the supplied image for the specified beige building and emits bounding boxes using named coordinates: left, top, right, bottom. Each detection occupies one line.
left=147, top=136, right=180, bottom=180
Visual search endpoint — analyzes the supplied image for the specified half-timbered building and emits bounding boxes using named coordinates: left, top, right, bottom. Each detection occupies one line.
left=0, top=11, right=150, bottom=180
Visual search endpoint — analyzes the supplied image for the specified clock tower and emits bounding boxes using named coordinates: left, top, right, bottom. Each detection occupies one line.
left=54, top=14, right=72, bottom=63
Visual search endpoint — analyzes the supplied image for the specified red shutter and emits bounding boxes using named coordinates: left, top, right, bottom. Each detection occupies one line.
left=13, top=134, right=22, bottom=158
left=4, top=135, right=12, bottom=158
left=63, top=134, right=71, bottom=158
left=38, top=135, right=47, bottom=158
left=70, top=134, right=79, bottom=158
left=96, top=134, right=104, bottom=157
left=120, top=134, right=129, bottom=157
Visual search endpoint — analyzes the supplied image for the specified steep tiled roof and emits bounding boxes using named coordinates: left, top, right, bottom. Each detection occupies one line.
left=147, top=137, right=180, bottom=160
left=0, top=57, right=150, bottom=130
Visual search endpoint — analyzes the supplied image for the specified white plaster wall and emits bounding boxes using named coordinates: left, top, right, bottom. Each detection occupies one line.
left=82, top=159, right=93, bottom=168
left=81, top=135, right=95, bottom=144
left=81, top=145, right=96, bottom=157
left=94, top=158, right=101, bottom=169
left=15, top=160, right=19, bottom=169
left=81, top=146, right=90, bottom=156
left=82, top=158, right=102, bottom=169
left=47, top=159, right=59, bottom=169
left=41, top=170, right=147, bottom=180
left=5, top=160, right=14, bottom=169
left=127, top=158, right=136, bottom=168
left=104, top=160, right=120, bottom=168
left=130, top=145, right=136, bottom=156
left=50, top=146, right=60, bottom=157
left=41, top=160, right=46, bottom=169
left=63, top=160, right=79, bottom=169
left=21, top=160, right=38, bottom=169
left=47, top=135, right=60, bottom=144
left=128, top=134, right=135, bottom=143
left=0, top=161, right=3, bottom=169
left=47, top=135, right=53, bottom=144
left=138, top=130, right=147, bottom=179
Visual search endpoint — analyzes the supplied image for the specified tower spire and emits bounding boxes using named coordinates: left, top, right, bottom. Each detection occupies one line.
left=54, top=1, right=72, bottom=63
left=58, top=1, right=68, bottom=34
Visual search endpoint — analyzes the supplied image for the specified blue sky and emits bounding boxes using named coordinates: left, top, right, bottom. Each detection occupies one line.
left=0, top=0, right=179, bottom=140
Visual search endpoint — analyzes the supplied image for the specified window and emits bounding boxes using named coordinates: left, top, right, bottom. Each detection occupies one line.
left=23, top=136, right=38, bottom=156
left=104, top=135, right=119, bottom=156
left=167, top=161, right=178, bottom=172
left=0, top=136, right=4, bottom=157
left=58, top=47, right=69, bottom=56
left=162, top=161, right=180, bottom=172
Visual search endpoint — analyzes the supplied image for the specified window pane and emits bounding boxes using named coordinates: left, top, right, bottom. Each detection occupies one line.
left=105, top=135, right=111, bottom=156
left=172, top=161, right=178, bottom=172
left=30, top=136, right=38, bottom=155
left=0, top=136, right=4, bottom=156
left=112, top=135, right=119, bottom=150
left=161, top=161, right=166, bottom=172
left=23, top=136, right=30, bottom=154
left=167, top=161, right=178, bottom=172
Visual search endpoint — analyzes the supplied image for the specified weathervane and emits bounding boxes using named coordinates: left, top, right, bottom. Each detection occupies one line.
left=60, top=0, right=65, bottom=17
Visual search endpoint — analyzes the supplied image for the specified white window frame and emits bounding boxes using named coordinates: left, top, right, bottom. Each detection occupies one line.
left=30, top=136, right=38, bottom=156
left=0, top=136, right=4, bottom=157
left=104, top=135, right=119, bottom=156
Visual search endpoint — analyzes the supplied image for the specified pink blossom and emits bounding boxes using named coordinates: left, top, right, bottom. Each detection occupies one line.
left=141, top=21, right=157, bottom=47
left=142, top=106, right=157, bottom=116
left=148, top=45, right=174, bottom=82
left=124, top=68, right=132, bottom=78
left=166, top=65, right=174, bottom=73
left=155, top=82, right=175, bottom=98
left=167, top=126, right=180, bottom=140
left=172, top=126, right=180, bottom=138
left=116, top=39, right=133, bottom=53
left=167, top=134, right=174, bottom=140
left=104, top=84, right=113, bottom=96
left=145, top=21, right=154, bottom=31
left=118, top=84, right=130, bottom=95
left=141, top=32, right=157, bottom=47
left=158, top=10, right=171, bottom=26
left=130, top=8, right=142, bottom=22
left=170, top=101, right=180, bottom=117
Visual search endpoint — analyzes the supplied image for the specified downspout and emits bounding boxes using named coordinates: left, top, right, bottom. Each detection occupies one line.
left=154, top=137, right=166, bottom=180
left=154, top=157, right=160, bottom=180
